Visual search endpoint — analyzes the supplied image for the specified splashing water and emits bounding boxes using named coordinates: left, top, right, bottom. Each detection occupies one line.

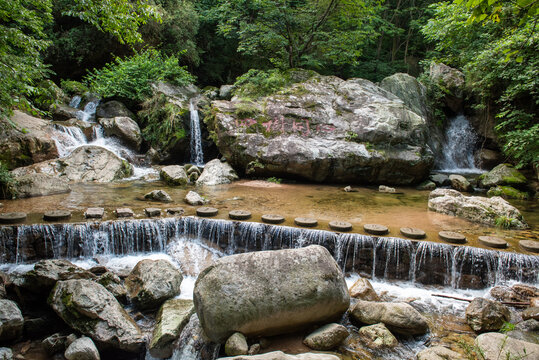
left=438, top=114, right=480, bottom=173
left=69, top=95, right=82, bottom=109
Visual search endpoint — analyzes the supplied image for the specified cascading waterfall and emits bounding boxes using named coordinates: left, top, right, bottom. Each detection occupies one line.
left=75, top=99, right=99, bottom=122
left=438, top=114, right=480, bottom=173
left=69, top=95, right=82, bottom=109
left=189, top=100, right=204, bottom=166
left=1, top=217, right=537, bottom=289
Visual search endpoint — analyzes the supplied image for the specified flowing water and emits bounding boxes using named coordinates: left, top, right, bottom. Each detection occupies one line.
left=437, top=115, right=480, bottom=173
left=189, top=100, right=204, bottom=166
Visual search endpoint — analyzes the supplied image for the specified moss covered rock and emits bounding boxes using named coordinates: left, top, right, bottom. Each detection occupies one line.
left=486, top=186, right=528, bottom=200
left=479, top=164, right=527, bottom=188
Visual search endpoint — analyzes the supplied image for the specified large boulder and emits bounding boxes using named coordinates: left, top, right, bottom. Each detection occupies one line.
left=196, top=159, right=239, bottom=186
left=149, top=299, right=194, bottom=358
left=11, top=145, right=133, bottom=183
left=206, top=72, right=433, bottom=185
left=52, top=105, right=79, bottom=121
left=64, top=337, right=100, bottom=360
left=12, top=173, right=71, bottom=198
left=160, top=165, right=188, bottom=186
left=416, top=346, right=466, bottom=360
left=49, top=279, right=144, bottom=352
left=479, top=164, right=527, bottom=188
left=465, top=298, right=510, bottom=333
left=125, top=259, right=183, bottom=310
left=350, top=300, right=429, bottom=335
left=193, top=245, right=350, bottom=342
left=96, top=101, right=134, bottom=119
left=0, top=299, right=24, bottom=342
left=19, top=259, right=95, bottom=294
left=475, top=333, right=539, bottom=360
left=429, top=63, right=465, bottom=112
left=98, top=117, right=142, bottom=151
left=428, top=188, right=527, bottom=229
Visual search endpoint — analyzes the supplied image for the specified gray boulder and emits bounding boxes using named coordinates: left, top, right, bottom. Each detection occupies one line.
left=184, top=190, right=205, bottom=205
left=193, top=245, right=350, bottom=342
left=225, top=332, right=249, bottom=356
left=350, top=300, right=429, bottom=335
left=196, top=159, right=239, bottom=186
left=219, top=85, right=235, bottom=100
left=20, top=259, right=95, bottom=293
left=144, top=189, right=173, bottom=202
left=96, top=272, right=127, bottom=303
left=465, top=298, right=510, bottom=333
left=449, top=174, right=473, bottom=192
left=64, top=337, right=100, bottom=360
left=160, top=165, right=188, bottom=186
left=52, top=104, right=79, bottom=121
left=98, top=117, right=142, bottom=151
left=349, top=277, right=379, bottom=301
left=125, top=259, right=183, bottom=310
left=475, top=332, right=539, bottom=360
left=303, top=323, right=349, bottom=351
left=12, top=173, right=71, bottom=198
left=479, top=164, right=527, bottom=188
left=0, top=348, right=12, bottom=360
left=428, top=188, right=527, bottom=229
left=0, top=299, right=24, bottom=342
left=49, top=279, right=144, bottom=352
left=416, top=346, right=466, bottom=360
left=379, top=73, right=428, bottom=118
left=218, top=352, right=340, bottom=360
left=357, top=323, right=398, bottom=349
left=96, top=101, right=134, bottom=119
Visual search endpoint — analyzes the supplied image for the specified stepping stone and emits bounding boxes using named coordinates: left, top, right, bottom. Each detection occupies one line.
left=261, top=214, right=285, bottom=224
left=116, top=208, right=134, bottom=218
left=294, top=217, right=318, bottom=227
left=197, top=207, right=218, bottom=217
left=229, top=210, right=251, bottom=220
left=145, top=208, right=161, bottom=217
left=84, top=207, right=104, bottom=219
left=43, top=210, right=71, bottom=221
left=400, top=227, right=426, bottom=239
left=166, top=207, right=184, bottom=215
left=519, top=240, right=539, bottom=253
left=329, top=220, right=352, bottom=232
left=478, top=236, right=508, bottom=249
left=0, top=212, right=27, bottom=224
left=439, top=231, right=466, bottom=244
left=364, top=224, right=389, bottom=235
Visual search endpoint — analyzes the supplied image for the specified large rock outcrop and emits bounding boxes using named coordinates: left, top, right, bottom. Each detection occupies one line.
left=475, top=333, right=539, bottom=360
left=206, top=72, right=433, bottom=185
left=429, top=63, right=465, bottom=113
left=428, top=189, right=527, bottom=229
left=193, top=245, right=350, bottom=342
left=11, top=145, right=133, bottom=183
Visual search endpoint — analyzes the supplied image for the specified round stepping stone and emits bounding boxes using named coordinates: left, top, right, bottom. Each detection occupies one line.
left=439, top=231, right=466, bottom=244
left=261, top=214, right=285, bottom=224
left=43, top=210, right=71, bottom=221
left=197, top=207, right=218, bottom=217
left=519, top=240, right=539, bottom=253
left=294, top=217, right=318, bottom=227
left=364, top=224, right=389, bottom=235
left=0, top=212, right=27, bottom=224
left=229, top=210, right=251, bottom=220
left=400, top=227, right=426, bottom=239
left=329, top=220, right=352, bottom=232
left=478, top=236, right=508, bottom=249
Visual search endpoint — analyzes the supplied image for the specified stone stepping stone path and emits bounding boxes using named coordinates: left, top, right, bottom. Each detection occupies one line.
left=116, top=208, right=134, bottom=218
left=519, top=240, right=539, bottom=253
left=84, top=207, right=104, bottom=219
left=229, top=210, right=251, bottom=220
left=261, top=214, right=285, bottom=224
left=294, top=217, right=318, bottom=227
left=400, top=227, right=426, bottom=239
left=364, top=224, right=389, bottom=235
left=166, top=207, right=184, bottom=215
left=439, top=231, right=466, bottom=244
left=0, top=212, right=27, bottom=224
left=145, top=208, right=161, bottom=217
left=478, top=236, right=508, bottom=249
left=197, top=207, right=218, bottom=217
left=329, top=221, right=352, bottom=232
left=43, top=210, right=71, bottom=221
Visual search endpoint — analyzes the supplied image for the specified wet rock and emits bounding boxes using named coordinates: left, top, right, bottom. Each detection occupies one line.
left=428, top=188, right=527, bottom=229
left=193, top=245, right=350, bottom=342
left=184, top=190, right=205, bottom=205
left=225, top=332, right=249, bottom=356
left=248, top=344, right=261, bottom=355
left=486, top=186, right=528, bottom=200
left=416, top=346, right=466, bottom=360
left=187, top=165, right=201, bottom=175
left=12, top=173, right=71, bottom=198
left=416, top=180, right=436, bottom=191
left=52, top=105, right=79, bottom=122
left=97, top=272, right=127, bottom=303
left=506, top=319, right=539, bottom=344
left=125, top=259, right=183, bottom=311
left=99, top=117, right=142, bottom=151
left=303, top=323, right=349, bottom=351
left=20, top=259, right=95, bottom=294
left=429, top=63, right=465, bottom=112
left=0, top=299, right=24, bottom=342
left=144, top=189, right=172, bottom=202
left=218, top=352, right=340, bottom=360
left=96, top=101, right=134, bottom=119
left=149, top=299, right=194, bottom=359
left=479, top=164, right=527, bottom=188
left=350, top=300, right=429, bottom=335
left=465, top=298, right=510, bottom=333
left=522, top=307, right=539, bottom=321
left=166, top=207, right=184, bottom=216
left=42, top=333, right=67, bottom=354
left=449, top=175, right=473, bottom=192
left=64, top=336, right=100, bottom=360
left=196, top=159, right=239, bottom=186
left=160, top=165, right=188, bottom=186
left=475, top=332, right=539, bottom=360
left=0, top=348, right=12, bottom=360
left=474, top=148, right=503, bottom=170
left=357, top=323, right=398, bottom=349
left=379, top=185, right=396, bottom=193
left=49, top=279, right=144, bottom=352
left=349, top=277, right=379, bottom=301
left=170, top=314, right=220, bottom=360
left=429, top=174, right=450, bottom=187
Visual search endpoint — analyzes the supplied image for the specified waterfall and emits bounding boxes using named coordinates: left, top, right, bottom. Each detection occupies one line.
left=438, top=114, right=479, bottom=173
left=75, top=99, right=99, bottom=122
left=69, top=95, right=82, bottom=109
left=189, top=100, right=204, bottom=166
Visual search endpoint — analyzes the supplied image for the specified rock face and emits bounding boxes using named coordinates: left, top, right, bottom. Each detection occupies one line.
left=206, top=72, right=433, bottom=185
left=98, top=117, right=142, bottom=151
left=350, top=301, right=429, bottom=335
left=303, top=323, right=349, bottom=351
left=474, top=148, right=502, bottom=170
left=429, top=63, right=465, bottom=112
left=11, top=145, right=133, bottom=183
left=428, top=188, right=527, bottom=229
left=0, top=299, right=24, bottom=342
left=379, top=73, right=428, bottom=118
left=64, top=337, right=100, bottom=360
left=479, top=164, right=527, bottom=188
left=125, top=259, right=183, bottom=310
left=465, top=298, right=510, bottom=333
left=196, top=159, right=239, bottom=186
left=349, top=277, right=379, bottom=301
left=150, top=299, right=194, bottom=358
left=475, top=332, right=539, bottom=360
left=49, top=279, right=144, bottom=352
left=12, top=173, right=71, bottom=198
left=193, top=245, right=350, bottom=342
left=160, top=165, right=188, bottom=186
left=96, top=101, right=134, bottom=119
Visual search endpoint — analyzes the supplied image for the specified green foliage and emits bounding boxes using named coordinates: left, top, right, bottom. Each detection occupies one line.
left=495, top=216, right=519, bottom=229
left=246, top=159, right=264, bottom=174
left=500, top=321, right=516, bottom=334
left=345, top=131, right=359, bottom=142
left=233, top=68, right=316, bottom=98
left=266, top=177, right=282, bottom=184
left=60, top=80, right=89, bottom=96
left=85, top=49, right=195, bottom=102
left=0, top=161, right=17, bottom=199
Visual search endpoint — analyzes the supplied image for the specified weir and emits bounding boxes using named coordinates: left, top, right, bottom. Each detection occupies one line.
left=1, top=217, right=536, bottom=290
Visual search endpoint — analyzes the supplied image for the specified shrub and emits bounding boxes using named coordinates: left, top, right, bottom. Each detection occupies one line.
left=0, top=161, right=17, bottom=199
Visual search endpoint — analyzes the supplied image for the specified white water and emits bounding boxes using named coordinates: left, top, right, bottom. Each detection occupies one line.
left=69, top=95, right=82, bottom=109
left=189, top=100, right=204, bottom=166
left=437, top=114, right=481, bottom=174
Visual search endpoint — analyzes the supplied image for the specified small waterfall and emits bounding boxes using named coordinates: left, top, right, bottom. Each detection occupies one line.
left=189, top=100, right=204, bottom=166
left=53, top=125, right=88, bottom=157
left=69, top=95, right=82, bottom=109
left=75, top=99, right=99, bottom=122
left=438, top=114, right=479, bottom=172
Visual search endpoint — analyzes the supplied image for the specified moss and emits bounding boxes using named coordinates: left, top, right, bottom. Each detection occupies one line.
left=487, top=186, right=529, bottom=200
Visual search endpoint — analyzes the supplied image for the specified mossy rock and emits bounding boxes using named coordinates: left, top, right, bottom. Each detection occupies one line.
left=479, top=164, right=527, bottom=188
left=487, top=186, right=529, bottom=200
